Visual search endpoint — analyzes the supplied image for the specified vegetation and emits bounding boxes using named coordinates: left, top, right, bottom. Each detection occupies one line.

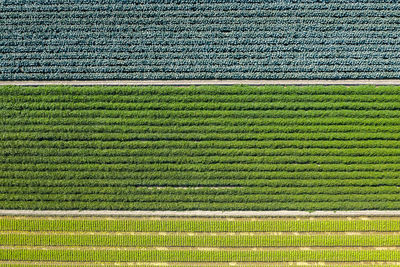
left=2, top=2, right=400, bottom=80
left=2, top=85, right=400, bottom=210
left=2, top=217, right=400, bottom=232
left=1, top=217, right=399, bottom=265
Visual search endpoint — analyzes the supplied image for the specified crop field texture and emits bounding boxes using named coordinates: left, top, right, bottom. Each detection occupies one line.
left=1, top=217, right=400, bottom=266
left=1, top=85, right=400, bottom=211
left=2, top=0, right=400, bottom=80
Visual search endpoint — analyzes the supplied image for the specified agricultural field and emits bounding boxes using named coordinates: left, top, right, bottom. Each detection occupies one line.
left=1, top=216, right=400, bottom=265
left=2, top=85, right=400, bottom=210
left=2, top=1, right=400, bottom=80
left=3, top=0, right=400, bottom=265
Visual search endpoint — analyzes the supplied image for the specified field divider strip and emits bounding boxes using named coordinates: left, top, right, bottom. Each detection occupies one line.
left=3, top=231, right=400, bottom=235
left=1, top=246, right=400, bottom=251
left=2, top=210, right=400, bottom=217
left=1, top=264, right=400, bottom=267
left=3, top=80, right=400, bottom=86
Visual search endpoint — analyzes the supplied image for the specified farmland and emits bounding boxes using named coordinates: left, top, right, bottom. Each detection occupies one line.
left=0, top=216, right=400, bottom=265
left=2, top=1, right=400, bottom=80
left=2, top=85, right=400, bottom=210
left=3, top=0, right=400, bottom=264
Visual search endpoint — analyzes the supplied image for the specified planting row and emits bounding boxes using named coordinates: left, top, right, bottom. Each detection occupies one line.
left=2, top=186, right=400, bottom=196
left=3, top=85, right=400, bottom=95
left=3, top=193, right=400, bottom=203
left=2, top=249, right=400, bottom=262
left=4, top=109, right=400, bottom=119
left=6, top=101, right=400, bottom=110
left=5, top=93, right=400, bottom=103
left=3, top=233, right=400, bottom=247
left=2, top=201, right=400, bottom=211
left=5, top=147, right=400, bottom=157
left=2, top=217, right=400, bottom=232
left=2, top=140, right=400, bottom=149
left=4, top=163, right=400, bottom=172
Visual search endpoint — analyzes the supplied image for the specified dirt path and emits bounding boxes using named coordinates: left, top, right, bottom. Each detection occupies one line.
left=2, top=210, right=400, bottom=217
left=2, top=245, right=399, bottom=251
left=3, top=261, right=400, bottom=266
left=3, top=231, right=400, bottom=235
left=2, top=79, right=400, bottom=86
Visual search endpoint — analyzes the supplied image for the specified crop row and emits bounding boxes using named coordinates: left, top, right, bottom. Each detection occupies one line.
left=4, top=155, right=400, bottom=165
left=5, top=125, right=400, bottom=134
left=4, top=117, right=400, bottom=127
left=4, top=43, right=400, bottom=55
left=3, top=201, right=400, bottom=211
left=2, top=85, right=400, bottom=96
left=2, top=248, right=400, bottom=262
left=3, top=6, right=400, bottom=17
left=3, top=23, right=400, bottom=34
left=3, top=132, right=400, bottom=141
left=5, top=178, right=400, bottom=189
left=3, top=69, right=400, bottom=79
left=3, top=109, right=400, bottom=119
left=4, top=3, right=400, bottom=14
left=5, top=147, right=400, bottom=157
left=4, top=163, right=400, bottom=172
left=5, top=54, right=400, bottom=67
left=4, top=63, right=400, bottom=80
left=4, top=170, right=400, bottom=180
left=4, top=72, right=400, bottom=83
left=3, top=28, right=400, bottom=39
left=5, top=93, right=400, bottom=104
left=4, top=72, right=400, bottom=81
left=4, top=43, right=400, bottom=54
left=3, top=193, right=400, bottom=204
left=6, top=50, right=400, bottom=61
left=3, top=4, right=400, bottom=14
left=2, top=217, right=399, bottom=232
left=2, top=264, right=396, bottom=267
left=5, top=72, right=398, bottom=80
left=4, top=24, right=400, bottom=35
left=3, top=178, right=400, bottom=189
left=2, top=186, right=399, bottom=196
left=3, top=1, right=400, bottom=10
left=7, top=14, right=400, bottom=26
left=6, top=50, right=400, bottom=62
left=6, top=101, right=400, bottom=111
left=4, top=67, right=400, bottom=80
left=0, top=35, right=400, bottom=50
left=4, top=64, right=400, bottom=73
left=2, top=233, right=400, bottom=247
left=2, top=140, right=399, bottom=149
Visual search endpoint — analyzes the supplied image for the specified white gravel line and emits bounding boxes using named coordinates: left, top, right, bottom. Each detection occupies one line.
left=1, top=210, right=400, bottom=217
left=2, top=80, right=400, bottom=86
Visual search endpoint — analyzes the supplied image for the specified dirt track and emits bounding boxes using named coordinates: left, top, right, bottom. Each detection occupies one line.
left=1, top=210, right=400, bottom=217
left=2, top=79, right=400, bottom=86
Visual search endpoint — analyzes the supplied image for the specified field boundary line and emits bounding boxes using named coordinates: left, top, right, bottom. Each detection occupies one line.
left=2, top=210, right=400, bottom=217
left=3, top=80, right=400, bottom=86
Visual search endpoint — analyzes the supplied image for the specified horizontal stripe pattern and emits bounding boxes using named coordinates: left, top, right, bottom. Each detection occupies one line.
left=1, top=217, right=400, bottom=264
left=2, top=0, right=400, bottom=80
left=1, top=85, right=400, bottom=210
